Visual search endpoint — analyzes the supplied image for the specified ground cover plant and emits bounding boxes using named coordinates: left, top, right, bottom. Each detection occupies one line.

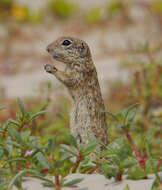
left=0, top=38, right=162, bottom=189
left=0, top=1, right=162, bottom=189
left=0, top=97, right=161, bottom=189
left=1, top=0, right=161, bottom=25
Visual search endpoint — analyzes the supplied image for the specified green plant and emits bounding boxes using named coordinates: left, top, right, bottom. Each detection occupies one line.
left=106, top=0, right=131, bottom=24
left=98, top=138, right=133, bottom=181
left=0, top=99, right=83, bottom=190
left=0, top=98, right=46, bottom=189
left=0, top=0, right=12, bottom=8
left=84, top=7, right=102, bottom=24
left=48, top=0, right=78, bottom=19
left=103, top=104, right=161, bottom=182
left=150, top=0, right=162, bottom=14
left=0, top=91, right=161, bottom=189
left=61, top=134, right=99, bottom=174
left=8, top=135, right=83, bottom=190
left=122, top=42, right=162, bottom=127
left=107, top=0, right=123, bottom=17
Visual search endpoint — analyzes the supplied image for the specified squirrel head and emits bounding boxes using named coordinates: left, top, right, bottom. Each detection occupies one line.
left=46, top=37, right=92, bottom=66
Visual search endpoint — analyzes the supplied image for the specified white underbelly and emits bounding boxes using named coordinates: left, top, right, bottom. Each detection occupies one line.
left=70, top=100, right=94, bottom=144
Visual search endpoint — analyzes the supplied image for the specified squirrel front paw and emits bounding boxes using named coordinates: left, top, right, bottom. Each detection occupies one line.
left=44, top=64, right=57, bottom=73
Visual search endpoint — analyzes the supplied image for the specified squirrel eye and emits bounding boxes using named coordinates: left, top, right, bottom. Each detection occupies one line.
left=61, top=40, right=72, bottom=46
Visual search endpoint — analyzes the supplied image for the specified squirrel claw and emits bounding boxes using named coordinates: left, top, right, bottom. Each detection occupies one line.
left=44, top=64, right=57, bottom=73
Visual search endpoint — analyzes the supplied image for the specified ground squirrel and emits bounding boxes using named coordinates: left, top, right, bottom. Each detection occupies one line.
left=44, top=37, right=108, bottom=146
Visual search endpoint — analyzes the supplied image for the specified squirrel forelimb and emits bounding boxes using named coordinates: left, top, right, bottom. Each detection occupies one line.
left=44, top=64, right=77, bottom=88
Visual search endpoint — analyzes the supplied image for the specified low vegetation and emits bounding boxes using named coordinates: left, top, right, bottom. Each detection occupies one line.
left=0, top=44, right=161, bottom=189
left=0, top=1, right=162, bottom=190
left=1, top=0, right=162, bottom=26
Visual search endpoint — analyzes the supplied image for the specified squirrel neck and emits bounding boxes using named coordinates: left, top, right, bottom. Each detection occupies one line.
left=66, top=57, right=95, bottom=74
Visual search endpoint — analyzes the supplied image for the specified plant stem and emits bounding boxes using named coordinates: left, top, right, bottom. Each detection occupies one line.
left=125, top=131, right=145, bottom=169
left=117, top=169, right=123, bottom=181
left=87, top=158, right=103, bottom=174
left=146, top=143, right=161, bottom=183
left=72, top=153, right=83, bottom=173
left=18, top=121, right=25, bottom=132
left=55, top=174, right=61, bottom=190
left=87, top=165, right=99, bottom=174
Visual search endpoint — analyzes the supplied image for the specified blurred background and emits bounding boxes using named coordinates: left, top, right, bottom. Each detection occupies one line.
left=0, top=0, right=161, bottom=141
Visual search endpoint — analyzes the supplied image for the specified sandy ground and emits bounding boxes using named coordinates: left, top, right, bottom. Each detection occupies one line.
left=12, top=174, right=155, bottom=190
left=0, top=2, right=161, bottom=189
left=0, top=22, right=161, bottom=98
left=1, top=0, right=162, bottom=98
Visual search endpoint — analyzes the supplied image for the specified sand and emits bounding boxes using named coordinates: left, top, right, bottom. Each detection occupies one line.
left=12, top=173, right=155, bottom=190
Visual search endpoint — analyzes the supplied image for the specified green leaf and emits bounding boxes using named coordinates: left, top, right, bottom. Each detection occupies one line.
left=111, top=155, right=120, bottom=166
left=8, top=157, right=27, bottom=164
left=46, top=136, right=57, bottom=152
left=25, top=112, right=32, bottom=120
left=8, top=128, right=23, bottom=144
left=68, top=134, right=78, bottom=148
left=102, top=110, right=119, bottom=121
left=61, top=144, right=78, bottom=156
left=0, top=181, right=8, bottom=188
left=81, top=157, right=90, bottom=165
left=85, top=7, right=102, bottom=24
left=99, top=138, right=123, bottom=157
left=17, top=98, right=25, bottom=116
left=151, top=139, right=162, bottom=144
left=121, top=160, right=137, bottom=168
left=0, top=106, right=5, bottom=111
left=31, top=175, right=54, bottom=186
left=146, top=126, right=157, bottom=141
left=36, top=152, right=50, bottom=169
left=31, top=110, right=47, bottom=120
left=63, top=178, right=83, bottom=187
left=127, top=110, right=137, bottom=124
left=8, top=119, right=20, bottom=126
left=0, top=148, right=4, bottom=158
left=83, top=139, right=98, bottom=155
left=124, top=103, right=139, bottom=121
left=123, top=184, right=130, bottom=190
left=21, top=130, right=31, bottom=141
left=128, top=166, right=148, bottom=180
left=8, top=169, right=40, bottom=190
left=6, top=139, right=21, bottom=148
left=49, top=0, right=77, bottom=18
left=29, top=148, right=42, bottom=158
left=101, top=162, right=118, bottom=179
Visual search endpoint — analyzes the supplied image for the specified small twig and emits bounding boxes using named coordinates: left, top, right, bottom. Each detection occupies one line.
left=125, top=131, right=145, bottom=170
left=87, top=165, right=99, bottom=174
left=55, top=174, right=61, bottom=190
left=72, top=153, right=83, bottom=173
left=87, top=158, right=103, bottom=174
left=117, top=168, right=123, bottom=181
left=18, top=121, right=25, bottom=132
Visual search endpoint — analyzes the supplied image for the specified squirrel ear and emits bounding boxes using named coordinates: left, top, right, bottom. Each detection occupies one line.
left=78, top=43, right=88, bottom=58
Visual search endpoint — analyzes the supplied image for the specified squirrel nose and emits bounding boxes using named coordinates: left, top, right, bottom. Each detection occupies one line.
left=46, top=47, right=50, bottom=53
left=47, top=45, right=52, bottom=53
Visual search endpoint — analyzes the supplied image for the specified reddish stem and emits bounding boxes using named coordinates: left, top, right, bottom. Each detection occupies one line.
left=117, top=169, right=123, bottom=181
left=18, top=120, right=25, bottom=132
left=72, top=153, right=83, bottom=173
left=55, top=174, right=61, bottom=190
left=87, top=158, right=103, bottom=174
left=125, top=131, right=145, bottom=169
left=87, top=165, right=99, bottom=174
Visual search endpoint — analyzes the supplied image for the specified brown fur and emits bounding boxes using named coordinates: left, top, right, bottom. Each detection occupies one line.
left=44, top=37, right=108, bottom=146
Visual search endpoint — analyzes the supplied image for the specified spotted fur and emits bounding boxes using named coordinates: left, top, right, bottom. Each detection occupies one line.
left=45, top=37, right=108, bottom=146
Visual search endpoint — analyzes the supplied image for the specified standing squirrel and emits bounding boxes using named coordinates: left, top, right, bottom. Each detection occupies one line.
left=44, top=37, right=108, bottom=146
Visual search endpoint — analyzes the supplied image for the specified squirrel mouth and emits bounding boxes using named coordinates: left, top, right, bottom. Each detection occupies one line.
left=52, top=55, right=58, bottom=59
